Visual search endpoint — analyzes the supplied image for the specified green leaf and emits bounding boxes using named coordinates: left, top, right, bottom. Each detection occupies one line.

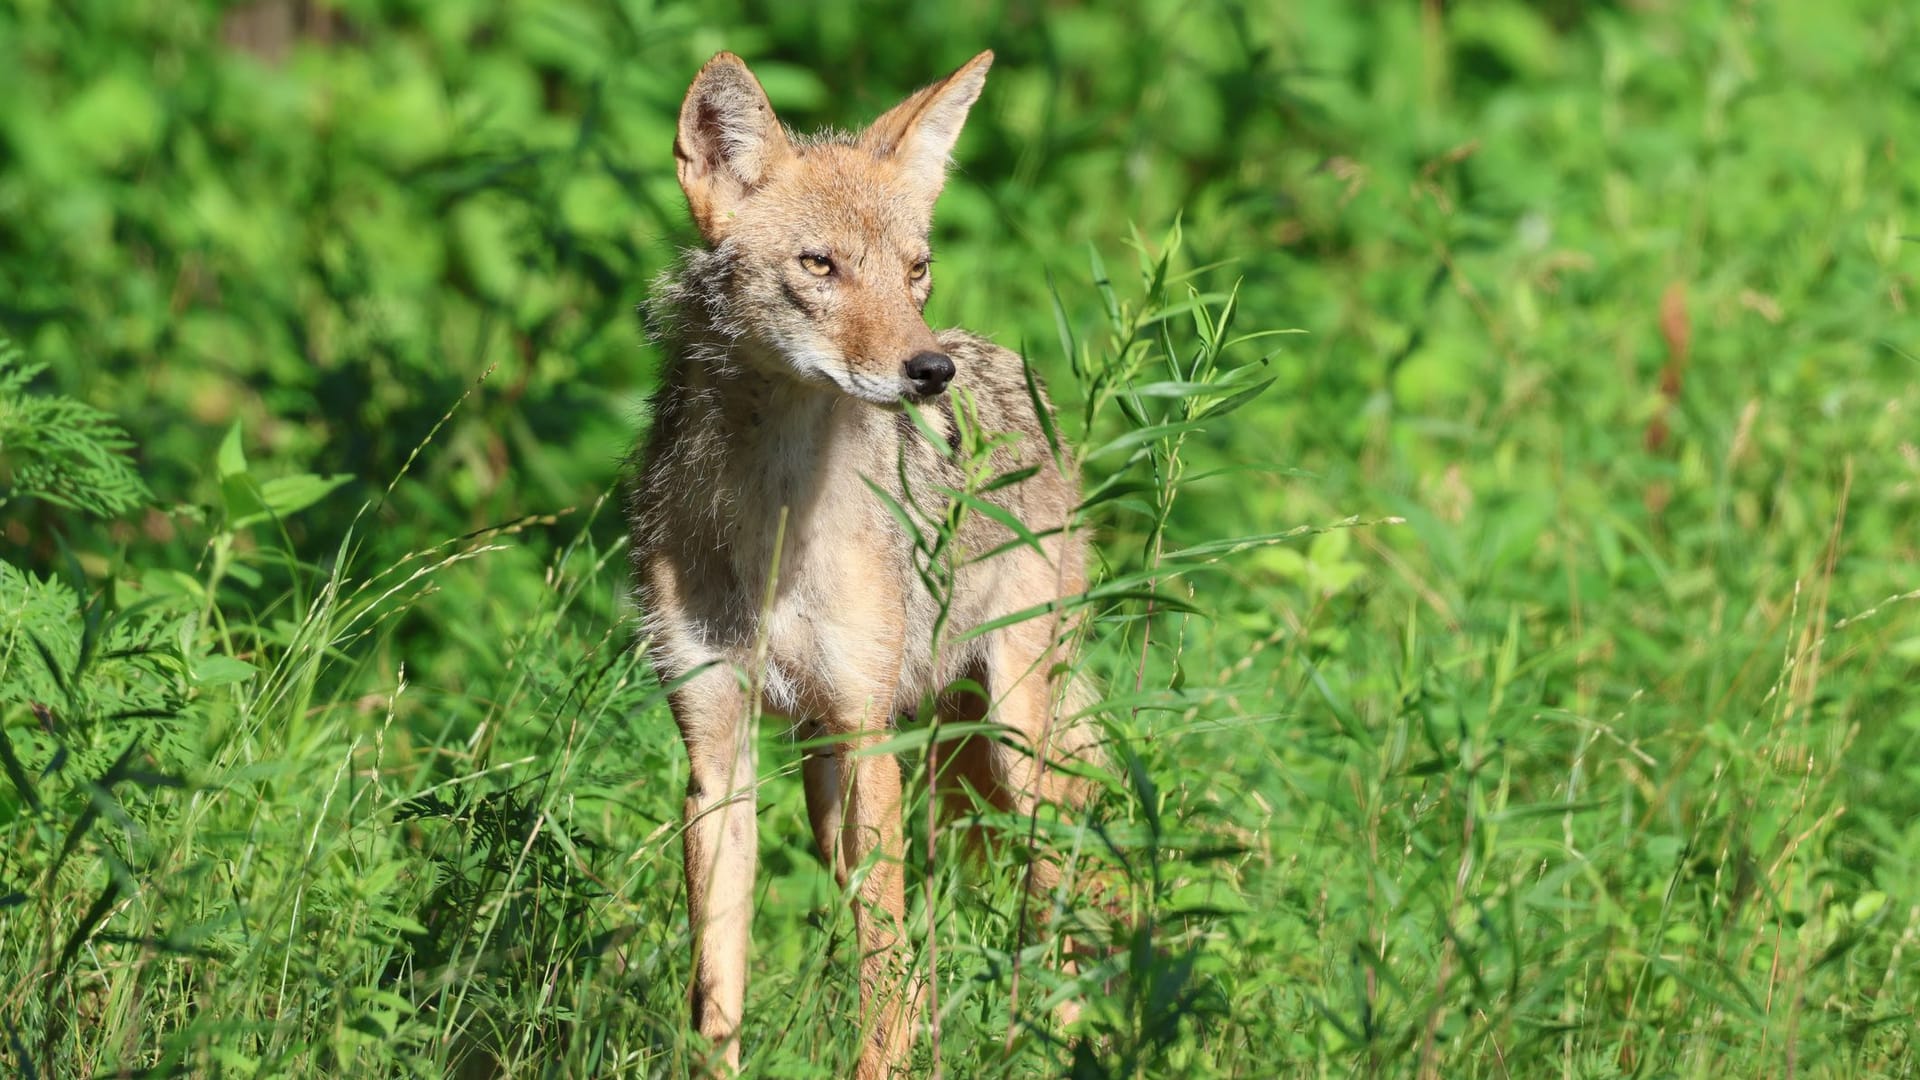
left=860, top=475, right=925, bottom=552
left=192, top=655, right=258, bottom=688
left=257, top=473, right=353, bottom=521
left=1122, top=379, right=1238, bottom=399
left=1162, top=517, right=1400, bottom=564
left=1084, top=419, right=1207, bottom=462
left=1852, top=890, right=1888, bottom=921
left=217, top=422, right=248, bottom=480
left=1079, top=476, right=1161, bottom=511
left=220, top=474, right=269, bottom=527
left=979, top=465, right=1040, bottom=493
left=1197, top=377, right=1276, bottom=421
left=939, top=488, right=1046, bottom=557
left=1020, top=346, right=1064, bottom=468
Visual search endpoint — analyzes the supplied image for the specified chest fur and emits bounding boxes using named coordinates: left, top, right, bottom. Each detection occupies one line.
left=637, top=375, right=1003, bottom=711
left=721, top=411, right=948, bottom=711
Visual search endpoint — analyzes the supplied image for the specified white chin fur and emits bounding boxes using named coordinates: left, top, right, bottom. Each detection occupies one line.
left=834, top=372, right=911, bottom=405
left=789, top=349, right=905, bottom=405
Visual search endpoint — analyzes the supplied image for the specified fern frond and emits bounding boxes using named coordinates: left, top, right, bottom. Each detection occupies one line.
left=0, top=337, right=153, bottom=518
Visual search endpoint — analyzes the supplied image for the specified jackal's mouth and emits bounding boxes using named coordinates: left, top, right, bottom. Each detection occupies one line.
left=836, top=368, right=922, bottom=407
left=773, top=342, right=929, bottom=407
left=900, top=386, right=950, bottom=406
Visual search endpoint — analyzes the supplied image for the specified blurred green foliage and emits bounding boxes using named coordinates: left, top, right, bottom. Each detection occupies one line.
left=3, top=0, right=1920, bottom=1075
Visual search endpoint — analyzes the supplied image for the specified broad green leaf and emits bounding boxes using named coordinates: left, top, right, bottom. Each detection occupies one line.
left=217, top=422, right=247, bottom=480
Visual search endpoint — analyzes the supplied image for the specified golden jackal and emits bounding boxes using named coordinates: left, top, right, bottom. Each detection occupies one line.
left=627, top=49, right=1097, bottom=1078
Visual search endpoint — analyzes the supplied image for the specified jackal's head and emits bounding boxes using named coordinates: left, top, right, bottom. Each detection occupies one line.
left=671, top=50, right=993, bottom=404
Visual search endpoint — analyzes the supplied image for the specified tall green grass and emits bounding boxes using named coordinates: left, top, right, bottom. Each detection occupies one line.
left=3, top=237, right=1312, bottom=1077
left=6, top=1, right=1920, bottom=1077
left=10, top=219, right=1918, bottom=1076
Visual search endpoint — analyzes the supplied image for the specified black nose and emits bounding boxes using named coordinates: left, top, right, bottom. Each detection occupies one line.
left=903, top=351, right=955, bottom=395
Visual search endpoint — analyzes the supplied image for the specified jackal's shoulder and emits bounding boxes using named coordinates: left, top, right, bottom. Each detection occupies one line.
left=937, top=327, right=1016, bottom=369
left=936, top=328, right=1061, bottom=439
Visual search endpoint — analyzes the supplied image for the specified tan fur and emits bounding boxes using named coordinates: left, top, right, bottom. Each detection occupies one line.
left=627, top=50, right=1099, bottom=1079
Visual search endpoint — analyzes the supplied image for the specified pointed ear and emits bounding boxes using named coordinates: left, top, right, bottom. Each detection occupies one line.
left=676, top=52, right=793, bottom=241
left=859, top=50, right=993, bottom=203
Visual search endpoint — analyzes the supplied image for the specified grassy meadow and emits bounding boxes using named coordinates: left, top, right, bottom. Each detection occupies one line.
left=4, top=0, right=1919, bottom=1076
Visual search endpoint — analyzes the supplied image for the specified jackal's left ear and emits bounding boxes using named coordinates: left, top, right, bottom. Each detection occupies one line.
left=861, top=50, right=994, bottom=203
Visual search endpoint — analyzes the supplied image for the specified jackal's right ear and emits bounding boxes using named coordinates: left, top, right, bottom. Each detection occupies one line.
left=676, top=52, right=793, bottom=241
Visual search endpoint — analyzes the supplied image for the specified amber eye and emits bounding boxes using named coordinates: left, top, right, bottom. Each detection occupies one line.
left=909, top=259, right=930, bottom=282
left=799, top=253, right=834, bottom=277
